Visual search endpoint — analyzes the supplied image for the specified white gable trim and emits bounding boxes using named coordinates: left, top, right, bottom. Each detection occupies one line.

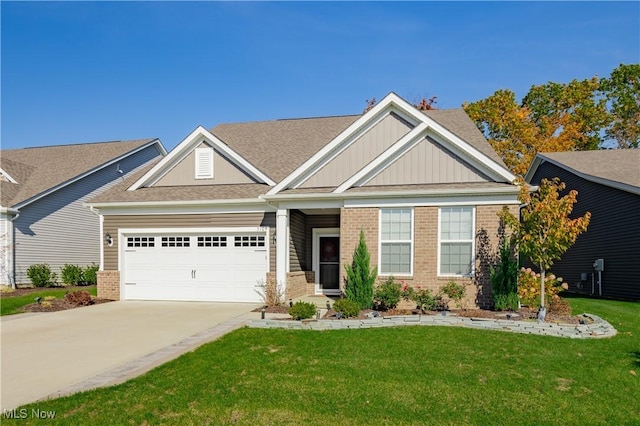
left=128, top=126, right=276, bottom=191
left=13, top=139, right=166, bottom=210
left=525, top=154, right=640, bottom=196
left=0, top=168, right=18, bottom=184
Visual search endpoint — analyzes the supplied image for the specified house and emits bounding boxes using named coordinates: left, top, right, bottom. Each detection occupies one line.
left=87, top=93, right=520, bottom=308
left=525, top=150, right=640, bottom=301
left=0, top=139, right=166, bottom=286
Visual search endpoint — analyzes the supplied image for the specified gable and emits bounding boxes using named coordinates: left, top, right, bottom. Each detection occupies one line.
left=153, top=142, right=256, bottom=187
left=363, top=136, right=490, bottom=186
left=299, top=112, right=413, bottom=188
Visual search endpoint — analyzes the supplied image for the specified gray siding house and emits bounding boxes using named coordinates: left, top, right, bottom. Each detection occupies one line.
left=0, top=139, right=166, bottom=286
left=525, top=150, right=640, bottom=301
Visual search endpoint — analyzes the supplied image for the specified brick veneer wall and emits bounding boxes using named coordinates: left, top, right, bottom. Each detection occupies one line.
left=286, top=271, right=313, bottom=299
left=340, top=205, right=519, bottom=309
left=97, top=271, right=120, bottom=300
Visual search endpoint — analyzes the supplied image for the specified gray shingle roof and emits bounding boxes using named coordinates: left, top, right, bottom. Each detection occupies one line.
left=538, top=150, right=640, bottom=189
left=0, top=139, right=157, bottom=207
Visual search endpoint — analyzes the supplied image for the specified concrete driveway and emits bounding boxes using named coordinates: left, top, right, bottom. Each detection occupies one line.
left=0, top=301, right=259, bottom=410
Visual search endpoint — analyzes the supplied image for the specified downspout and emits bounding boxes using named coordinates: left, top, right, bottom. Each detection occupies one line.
left=88, top=206, right=104, bottom=271
left=7, top=209, right=20, bottom=289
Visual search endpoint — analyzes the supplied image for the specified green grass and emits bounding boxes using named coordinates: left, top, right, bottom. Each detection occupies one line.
left=4, top=296, right=639, bottom=425
left=0, top=286, right=97, bottom=316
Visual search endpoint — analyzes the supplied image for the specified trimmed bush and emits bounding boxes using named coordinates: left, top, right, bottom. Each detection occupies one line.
left=440, top=280, right=466, bottom=309
left=65, top=290, right=93, bottom=306
left=61, top=264, right=84, bottom=285
left=403, top=286, right=442, bottom=313
left=490, top=240, right=519, bottom=311
left=26, top=264, right=58, bottom=287
left=288, top=301, right=317, bottom=320
left=333, top=298, right=361, bottom=318
left=83, top=264, right=99, bottom=286
left=344, top=230, right=377, bottom=309
left=373, top=277, right=402, bottom=310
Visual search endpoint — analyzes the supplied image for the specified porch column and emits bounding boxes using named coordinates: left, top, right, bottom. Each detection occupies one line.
left=276, top=208, right=289, bottom=296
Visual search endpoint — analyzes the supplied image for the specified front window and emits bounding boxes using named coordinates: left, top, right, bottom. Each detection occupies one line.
left=379, top=208, right=413, bottom=275
left=439, top=207, right=475, bottom=276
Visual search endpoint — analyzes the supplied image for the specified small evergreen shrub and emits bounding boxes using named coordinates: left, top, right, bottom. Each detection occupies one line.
left=373, top=276, right=402, bottom=310
left=26, top=264, right=58, bottom=287
left=288, top=301, right=317, bottom=320
left=61, top=264, right=84, bottom=285
left=344, top=230, right=377, bottom=309
left=490, top=240, right=519, bottom=311
left=65, top=290, right=94, bottom=306
left=333, top=298, right=361, bottom=318
left=83, top=264, right=99, bottom=285
left=440, top=280, right=466, bottom=309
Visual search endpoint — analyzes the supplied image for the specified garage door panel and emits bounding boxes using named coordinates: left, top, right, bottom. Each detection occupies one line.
left=123, top=232, right=267, bottom=302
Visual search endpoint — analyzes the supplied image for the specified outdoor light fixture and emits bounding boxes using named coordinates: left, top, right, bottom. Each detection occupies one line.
left=104, top=233, right=113, bottom=246
left=35, top=297, right=42, bottom=304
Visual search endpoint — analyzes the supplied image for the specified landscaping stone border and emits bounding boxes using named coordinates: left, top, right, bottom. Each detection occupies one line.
left=247, top=313, right=617, bottom=339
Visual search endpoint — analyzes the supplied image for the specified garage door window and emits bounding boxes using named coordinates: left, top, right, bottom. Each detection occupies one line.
left=127, top=237, right=155, bottom=247
left=197, top=236, right=227, bottom=247
left=161, top=236, right=190, bottom=247
left=234, top=235, right=265, bottom=247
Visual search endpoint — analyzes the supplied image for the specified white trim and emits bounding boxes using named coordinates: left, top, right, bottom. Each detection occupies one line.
left=345, top=193, right=520, bottom=208
left=334, top=123, right=429, bottom=193
left=13, top=139, right=165, bottom=209
left=0, top=168, right=18, bottom=184
left=194, top=146, right=214, bottom=179
left=275, top=209, right=288, bottom=296
left=525, top=154, right=640, bottom=196
left=128, top=126, right=276, bottom=191
left=99, top=214, right=104, bottom=272
left=312, top=228, right=341, bottom=295
left=437, top=206, right=476, bottom=277
left=378, top=208, right=414, bottom=277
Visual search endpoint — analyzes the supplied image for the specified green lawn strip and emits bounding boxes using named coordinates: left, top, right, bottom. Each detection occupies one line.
left=0, top=286, right=97, bottom=316
left=4, top=296, right=638, bottom=425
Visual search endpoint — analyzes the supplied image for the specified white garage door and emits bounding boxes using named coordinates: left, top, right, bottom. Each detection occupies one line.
left=123, top=232, right=267, bottom=302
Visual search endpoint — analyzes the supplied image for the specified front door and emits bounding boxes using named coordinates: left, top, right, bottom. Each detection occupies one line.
left=317, top=235, right=340, bottom=295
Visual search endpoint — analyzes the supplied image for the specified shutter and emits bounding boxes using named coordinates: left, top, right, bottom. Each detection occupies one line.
left=195, top=147, right=213, bottom=179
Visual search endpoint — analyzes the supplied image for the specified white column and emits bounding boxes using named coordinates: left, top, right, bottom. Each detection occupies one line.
left=276, top=208, right=289, bottom=296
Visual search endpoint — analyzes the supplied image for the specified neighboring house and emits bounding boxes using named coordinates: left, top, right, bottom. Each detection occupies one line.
left=88, top=93, right=520, bottom=308
left=0, top=139, right=167, bottom=286
left=526, top=150, right=640, bottom=301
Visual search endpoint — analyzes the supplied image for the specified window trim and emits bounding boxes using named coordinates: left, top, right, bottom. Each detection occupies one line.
left=194, top=146, right=214, bottom=179
left=437, top=206, right=476, bottom=277
left=378, top=208, right=414, bottom=276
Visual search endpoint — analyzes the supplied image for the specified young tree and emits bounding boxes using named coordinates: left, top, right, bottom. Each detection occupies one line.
left=601, top=63, right=640, bottom=148
left=500, top=178, right=591, bottom=310
left=344, top=230, right=377, bottom=309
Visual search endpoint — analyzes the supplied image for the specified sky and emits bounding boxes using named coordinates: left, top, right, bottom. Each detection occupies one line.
left=1, top=1, right=638, bottom=151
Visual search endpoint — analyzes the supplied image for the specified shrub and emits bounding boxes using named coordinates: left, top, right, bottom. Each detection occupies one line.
left=288, top=301, right=317, bottom=320
left=440, top=280, right=466, bottom=309
left=548, top=296, right=572, bottom=316
left=65, top=290, right=93, bottom=306
left=403, top=286, right=442, bottom=313
left=344, top=230, right=377, bottom=309
left=254, top=279, right=284, bottom=307
left=61, top=264, right=84, bottom=285
left=490, top=240, right=519, bottom=311
left=26, top=264, right=58, bottom=287
left=373, top=277, right=402, bottom=310
left=518, top=268, right=568, bottom=308
left=83, top=264, right=99, bottom=285
left=333, top=298, right=361, bottom=318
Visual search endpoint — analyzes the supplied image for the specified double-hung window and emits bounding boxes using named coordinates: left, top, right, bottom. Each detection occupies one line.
left=439, top=207, right=475, bottom=276
left=379, top=208, right=413, bottom=275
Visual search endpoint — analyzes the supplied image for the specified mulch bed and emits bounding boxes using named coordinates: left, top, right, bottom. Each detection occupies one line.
left=0, top=285, right=95, bottom=298
left=21, top=297, right=113, bottom=313
left=255, top=305, right=581, bottom=325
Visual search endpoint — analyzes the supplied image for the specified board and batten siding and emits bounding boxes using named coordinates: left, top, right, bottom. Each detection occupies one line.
left=300, top=113, right=413, bottom=188
left=305, top=214, right=340, bottom=272
left=13, top=145, right=163, bottom=284
left=289, top=210, right=306, bottom=272
left=365, top=136, right=490, bottom=186
left=154, top=142, right=255, bottom=187
left=102, top=212, right=276, bottom=272
left=530, top=162, right=640, bottom=301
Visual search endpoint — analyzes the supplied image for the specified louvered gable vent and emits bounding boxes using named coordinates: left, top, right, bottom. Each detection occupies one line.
left=195, top=146, right=214, bottom=179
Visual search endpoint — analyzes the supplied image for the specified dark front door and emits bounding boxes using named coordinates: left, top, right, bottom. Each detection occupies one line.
left=319, top=236, right=340, bottom=292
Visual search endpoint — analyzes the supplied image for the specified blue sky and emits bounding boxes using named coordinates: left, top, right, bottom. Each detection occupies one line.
left=1, top=1, right=638, bottom=151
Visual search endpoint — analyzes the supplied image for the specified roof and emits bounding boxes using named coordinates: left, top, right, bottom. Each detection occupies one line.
left=528, top=149, right=640, bottom=194
left=0, top=139, right=160, bottom=207
left=210, top=109, right=506, bottom=183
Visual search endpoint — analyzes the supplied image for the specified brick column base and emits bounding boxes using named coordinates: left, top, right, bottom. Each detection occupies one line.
left=97, top=271, right=120, bottom=300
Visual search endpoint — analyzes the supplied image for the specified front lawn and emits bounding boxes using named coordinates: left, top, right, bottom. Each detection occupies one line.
left=4, top=296, right=639, bottom=425
left=0, top=286, right=97, bottom=316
